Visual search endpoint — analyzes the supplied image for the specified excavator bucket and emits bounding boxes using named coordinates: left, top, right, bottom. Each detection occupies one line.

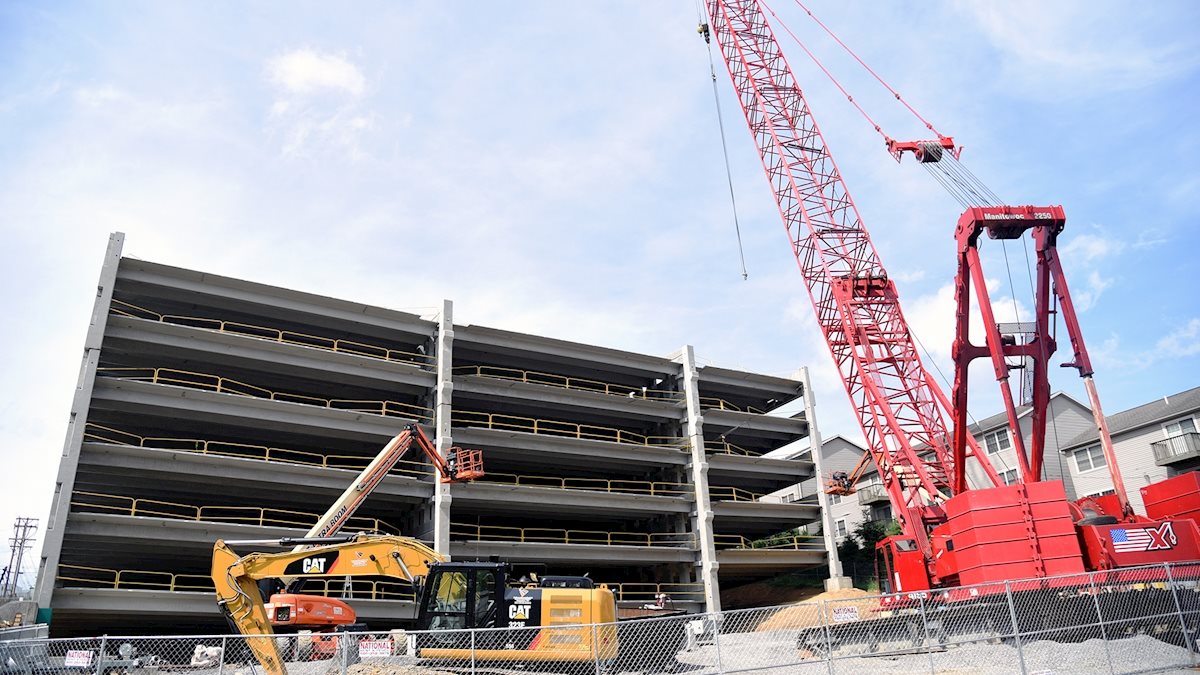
left=445, top=447, right=484, bottom=482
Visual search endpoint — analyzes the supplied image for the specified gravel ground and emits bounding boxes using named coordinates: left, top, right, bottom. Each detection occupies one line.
left=670, top=631, right=1195, bottom=675
left=191, top=633, right=1200, bottom=675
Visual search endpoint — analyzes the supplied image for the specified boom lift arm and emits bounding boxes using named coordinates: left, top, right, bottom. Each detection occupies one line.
left=295, top=423, right=482, bottom=539
left=279, top=423, right=480, bottom=587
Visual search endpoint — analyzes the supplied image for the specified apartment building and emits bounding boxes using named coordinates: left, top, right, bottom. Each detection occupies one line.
left=960, top=392, right=1095, bottom=492
left=789, top=436, right=871, bottom=544
left=810, top=392, right=1096, bottom=541
left=1061, top=386, right=1200, bottom=512
left=33, top=233, right=823, bottom=636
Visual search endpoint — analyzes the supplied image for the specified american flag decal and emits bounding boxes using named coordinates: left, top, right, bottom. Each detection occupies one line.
left=1110, top=522, right=1178, bottom=553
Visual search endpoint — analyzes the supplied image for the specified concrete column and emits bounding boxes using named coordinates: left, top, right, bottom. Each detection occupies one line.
left=676, top=345, right=721, bottom=614
left=432, top=299, right=454, bottom=555
left=35, top=232, right=125, bottom=612
left=800, top=366, right=854, bottom=591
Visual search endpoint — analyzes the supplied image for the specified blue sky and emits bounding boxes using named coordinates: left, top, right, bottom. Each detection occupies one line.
left=1, top=1, right=1198, bottom=579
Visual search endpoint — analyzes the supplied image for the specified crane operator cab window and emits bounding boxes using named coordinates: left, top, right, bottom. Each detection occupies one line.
left=876, top=545, right=896, bottom=595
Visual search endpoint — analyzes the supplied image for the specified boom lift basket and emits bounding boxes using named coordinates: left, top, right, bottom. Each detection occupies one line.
left=446, top=447, right=484, bottom=482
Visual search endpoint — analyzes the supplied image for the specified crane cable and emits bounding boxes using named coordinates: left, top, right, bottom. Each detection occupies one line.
left=759, top=0, right=1052, bottom=481
left=760, top=1, right=889, bottom=145
left=697, top=2, right=750, bottom=280
left=765, top=0, right=1037, bottom=334
left=790, top=0, right=950, bottom=142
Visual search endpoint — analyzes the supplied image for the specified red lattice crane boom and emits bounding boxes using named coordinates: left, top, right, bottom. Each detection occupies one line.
left=702, top=0, right=1001, bottom=549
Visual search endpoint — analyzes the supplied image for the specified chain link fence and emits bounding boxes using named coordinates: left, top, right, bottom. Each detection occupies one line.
left=0, top=626, right=47, bottom=643
left=5, top=562, right=1200, bottom=674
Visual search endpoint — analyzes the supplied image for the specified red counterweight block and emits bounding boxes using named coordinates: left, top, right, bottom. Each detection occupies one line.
left=1142, top=472, right=1200, bottom=527
left=941, top=481, right=1086, bottom=587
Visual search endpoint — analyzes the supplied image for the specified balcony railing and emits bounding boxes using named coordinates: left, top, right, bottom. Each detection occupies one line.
left=1153, top=432, right=1200, bottom=465
left=857, top=483, right=889, bottom=505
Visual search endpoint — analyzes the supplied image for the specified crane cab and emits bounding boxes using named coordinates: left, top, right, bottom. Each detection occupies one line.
left=875, top=536, right=930, bottom=601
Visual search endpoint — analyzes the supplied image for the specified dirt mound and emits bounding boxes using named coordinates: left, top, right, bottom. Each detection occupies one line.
left=757, top=587, right=878, bottom=631
left=809, top=587, right=873, bottom=603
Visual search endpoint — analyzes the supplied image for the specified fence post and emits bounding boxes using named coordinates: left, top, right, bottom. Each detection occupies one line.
left=1165, top=563, right=1196, bottom=667
left=1087, top=575, right=1115, bottom=675
left=1004, top=581, right=1027, bottom=675
left=96, top=635, right=108, bottom=675
left=470, top=628, right=477, bottom=675
left=218, top=636, right=227, bottom=675
left=339, top=631, right=349, bottom=675
left=818, top=601, right=834, bottom=675
left=591, top=623, right=601, bottom=675
left=918, top=596, right=936, bottom=674
left=711, top=613, right=725, bottom=674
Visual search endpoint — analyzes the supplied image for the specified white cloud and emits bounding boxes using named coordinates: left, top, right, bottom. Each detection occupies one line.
left=1059, top=229, right=1127, bottom=312
left=264, top=50, right=373, bottom=159
left=956, top=0, right=1200, bottom=93
left=74, top=85, right=123, bottom=107
left=1061, top=232, right=1125, bottom=263
left=1073, top=270, right=1113, bottom=312
left=903, top=279, right=1030, bottom=365
left=1157, top=318, right=1200, bottom=358
left=267, top=49, right=365, bottom=96
left=1094, top=318, right=1200, bottom=371
left=1134, top=231, right=1169, bottom=250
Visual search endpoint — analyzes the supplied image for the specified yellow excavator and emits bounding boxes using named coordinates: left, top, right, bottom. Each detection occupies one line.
left=212, top=533, right=619, bottom=675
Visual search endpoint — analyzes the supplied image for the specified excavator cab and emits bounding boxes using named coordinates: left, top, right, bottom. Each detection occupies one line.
left=417, top=562, right=507, bottom=632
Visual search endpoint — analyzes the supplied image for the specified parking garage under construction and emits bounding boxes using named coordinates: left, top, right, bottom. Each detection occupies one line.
left=33, top=233, right=824, bottom=637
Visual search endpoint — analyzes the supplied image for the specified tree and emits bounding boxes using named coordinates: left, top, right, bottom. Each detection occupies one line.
left=835, top=510, right=901, bottom=589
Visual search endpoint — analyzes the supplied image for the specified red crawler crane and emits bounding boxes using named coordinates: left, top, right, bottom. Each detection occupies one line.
left=703, top=0, right=1200, bottom=594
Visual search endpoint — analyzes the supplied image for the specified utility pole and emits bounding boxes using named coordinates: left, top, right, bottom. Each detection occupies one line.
left=3, top=518, right=39, bottom=597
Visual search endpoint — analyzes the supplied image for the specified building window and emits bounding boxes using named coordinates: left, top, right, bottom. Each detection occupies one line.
left=781, top=493, right=796, bottom=504
left=835, top=519, right=848, bottom=537
left=984, top=429, right=1012, bottom=455
left=1087, top=489, right=1115, bottom=498
left=1165, top=417, right=1197, bottom=438
left=1000, top=468, right=1019, bottom=485
left=830, top=493, right=842, bottom=505
left=1074, top=445, right=1107, bottom=473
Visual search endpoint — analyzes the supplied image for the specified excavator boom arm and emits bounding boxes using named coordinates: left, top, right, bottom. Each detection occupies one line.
left=212, top=534, right=446, bottom=675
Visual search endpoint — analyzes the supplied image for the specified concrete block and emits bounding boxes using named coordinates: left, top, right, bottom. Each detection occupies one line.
left=823, top=576, right=855, bottom=592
